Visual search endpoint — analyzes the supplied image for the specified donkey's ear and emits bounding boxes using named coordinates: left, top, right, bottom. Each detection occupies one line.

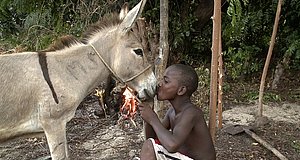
left=118, top=0, right=146, bottom=35
left=119, top=2, right=129, bottom=20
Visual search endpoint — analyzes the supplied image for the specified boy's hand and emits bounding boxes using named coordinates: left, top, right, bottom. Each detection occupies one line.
left=139, top=102, right=158, bottom=124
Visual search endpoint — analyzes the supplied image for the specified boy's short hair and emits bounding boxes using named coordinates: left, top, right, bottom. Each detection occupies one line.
left=171, top=64, right=199, bottom=96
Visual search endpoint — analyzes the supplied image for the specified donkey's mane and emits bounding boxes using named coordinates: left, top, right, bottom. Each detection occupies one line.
left=43, top=35, right=81, bottom=52
left=43, top=13, right=121, bottom=52
left=81, top=13, right=121, bottom=43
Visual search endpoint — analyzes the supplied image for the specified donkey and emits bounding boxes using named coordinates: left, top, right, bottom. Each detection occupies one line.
left=0, top=0, right=155, bottom=159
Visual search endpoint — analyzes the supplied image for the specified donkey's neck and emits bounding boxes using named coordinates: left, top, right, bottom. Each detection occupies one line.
left=46, top=44, right=111, bottom=97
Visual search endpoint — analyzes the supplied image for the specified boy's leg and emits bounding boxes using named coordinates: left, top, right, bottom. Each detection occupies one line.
left=140, top=139, right=156, bottom=160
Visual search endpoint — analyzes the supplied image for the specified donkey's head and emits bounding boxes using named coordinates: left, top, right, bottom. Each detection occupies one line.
left=85, top=0, right=156, bottom=100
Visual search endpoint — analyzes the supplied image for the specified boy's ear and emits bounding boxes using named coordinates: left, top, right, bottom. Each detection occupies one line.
left=177, top=86, right=187, bottom=96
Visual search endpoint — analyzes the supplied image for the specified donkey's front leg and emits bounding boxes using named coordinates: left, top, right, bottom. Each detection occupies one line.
left=42, top=121, right=69, bottom=160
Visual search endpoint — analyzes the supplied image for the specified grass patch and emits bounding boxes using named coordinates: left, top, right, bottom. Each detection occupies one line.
left=242, top=91, right=281, bottom=102
left=291, top=140, right=300, bottom=153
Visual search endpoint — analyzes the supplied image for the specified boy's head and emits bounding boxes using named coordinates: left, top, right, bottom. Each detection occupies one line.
left=167, top=64, right=199, bottom=96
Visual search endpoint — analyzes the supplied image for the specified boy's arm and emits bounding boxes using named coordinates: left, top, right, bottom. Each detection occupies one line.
left=144, top=121, right=156, bottom=138
left=150, top=108, right=196, bottom=152
left=144, top=108, right=171, bottom=139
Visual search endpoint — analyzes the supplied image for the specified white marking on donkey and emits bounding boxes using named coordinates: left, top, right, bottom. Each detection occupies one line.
left=0, top=0, right=155, bottom=159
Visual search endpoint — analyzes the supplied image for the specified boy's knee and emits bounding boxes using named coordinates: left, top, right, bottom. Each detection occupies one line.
left=142, top=139, right=154, bottom=150
left=140, top=139, right=156, bottom=160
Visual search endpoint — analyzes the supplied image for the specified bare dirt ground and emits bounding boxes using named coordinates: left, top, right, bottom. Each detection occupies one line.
left=0, top=71, right=299, bottom=160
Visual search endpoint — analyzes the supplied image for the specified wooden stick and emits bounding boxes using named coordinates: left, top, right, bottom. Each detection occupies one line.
left=135, top=96, right=142, bottom=104
left=258, top=0, right=283, bottom=117
left=244, top=128, right=288, bottom=160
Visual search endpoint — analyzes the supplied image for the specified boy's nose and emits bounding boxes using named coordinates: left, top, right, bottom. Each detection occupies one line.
left=157, top=81, right=162, bottom=87
left=156, top=82, right=162, bottom=91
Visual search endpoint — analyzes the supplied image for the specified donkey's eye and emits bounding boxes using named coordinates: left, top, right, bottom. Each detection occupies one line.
left=134, top=49, right=143, bottom=57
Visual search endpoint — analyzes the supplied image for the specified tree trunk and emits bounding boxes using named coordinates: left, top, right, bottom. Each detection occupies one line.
left=217, top=29, right=223, bottom=129
left=154, top=0, right=169, bottom=119
left=258, top=0, right=283, bottom=117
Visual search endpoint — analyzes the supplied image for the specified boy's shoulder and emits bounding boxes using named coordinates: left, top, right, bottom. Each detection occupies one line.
left=185, top=103, right=203, bottom=113
left=186, top=105, right=203, bottom=116
left=182, top=105, right=206, bottom=122
left=166, top=103, right=204, bottom=117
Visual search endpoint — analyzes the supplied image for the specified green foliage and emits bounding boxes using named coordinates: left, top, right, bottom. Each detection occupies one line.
left=170, top=2, right=197, bottom=49
left=242, top=91, right=281, bottom=102
left=168, top=0, right=210, bottom=64
left=291, top=140, right=300, bottom=153
left=277, top=0, right=300, bottom=69
left=242, top=91, right=259, bottom=101
left=277, top=23, right=300, bottom=69
left=0, top=0, right=299, bottom=77
left=195, top=66, right=210, bottom=91
left=193, top=66, right=211, bottom=117
left=143, top=0, right=210, bottom=64
left=221, top=0, right=300, bottom=79
left=224, top=45, right=262, bottom=79
left=0, top=0, right=123, bottom=51
left=223, top=0, right=267, bottom=79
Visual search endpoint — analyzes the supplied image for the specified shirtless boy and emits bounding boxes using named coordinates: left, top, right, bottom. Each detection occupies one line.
left=138, top=64, right=216, bottom=160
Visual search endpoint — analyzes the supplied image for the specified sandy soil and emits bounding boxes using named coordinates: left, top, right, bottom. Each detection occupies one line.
left=0, top=98, right=299, bottom=160
left=0, top=71, right=299, bottom=160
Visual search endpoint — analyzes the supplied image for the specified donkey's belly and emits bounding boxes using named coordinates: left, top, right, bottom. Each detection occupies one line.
left=0, top=118, right=43, bottom=142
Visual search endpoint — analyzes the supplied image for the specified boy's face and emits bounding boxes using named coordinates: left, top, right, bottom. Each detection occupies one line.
left=157, top=66, right=182, bottom=101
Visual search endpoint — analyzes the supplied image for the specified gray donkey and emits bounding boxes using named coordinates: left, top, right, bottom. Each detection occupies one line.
left=0, top=0, right=156, bottom=159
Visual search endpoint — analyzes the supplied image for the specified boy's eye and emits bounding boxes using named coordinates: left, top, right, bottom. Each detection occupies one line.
left=162, top=76, right=169, bottom=84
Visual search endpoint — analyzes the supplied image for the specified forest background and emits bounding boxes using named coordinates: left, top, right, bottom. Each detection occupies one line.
left=1, top=0, right=300, bottom=117
left=0, top=0, right=300, bottom=159
left=1, top=0, right=299, bottom=82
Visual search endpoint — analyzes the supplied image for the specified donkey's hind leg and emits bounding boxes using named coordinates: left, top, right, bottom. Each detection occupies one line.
left=42, top=121, right=69, bottom=160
